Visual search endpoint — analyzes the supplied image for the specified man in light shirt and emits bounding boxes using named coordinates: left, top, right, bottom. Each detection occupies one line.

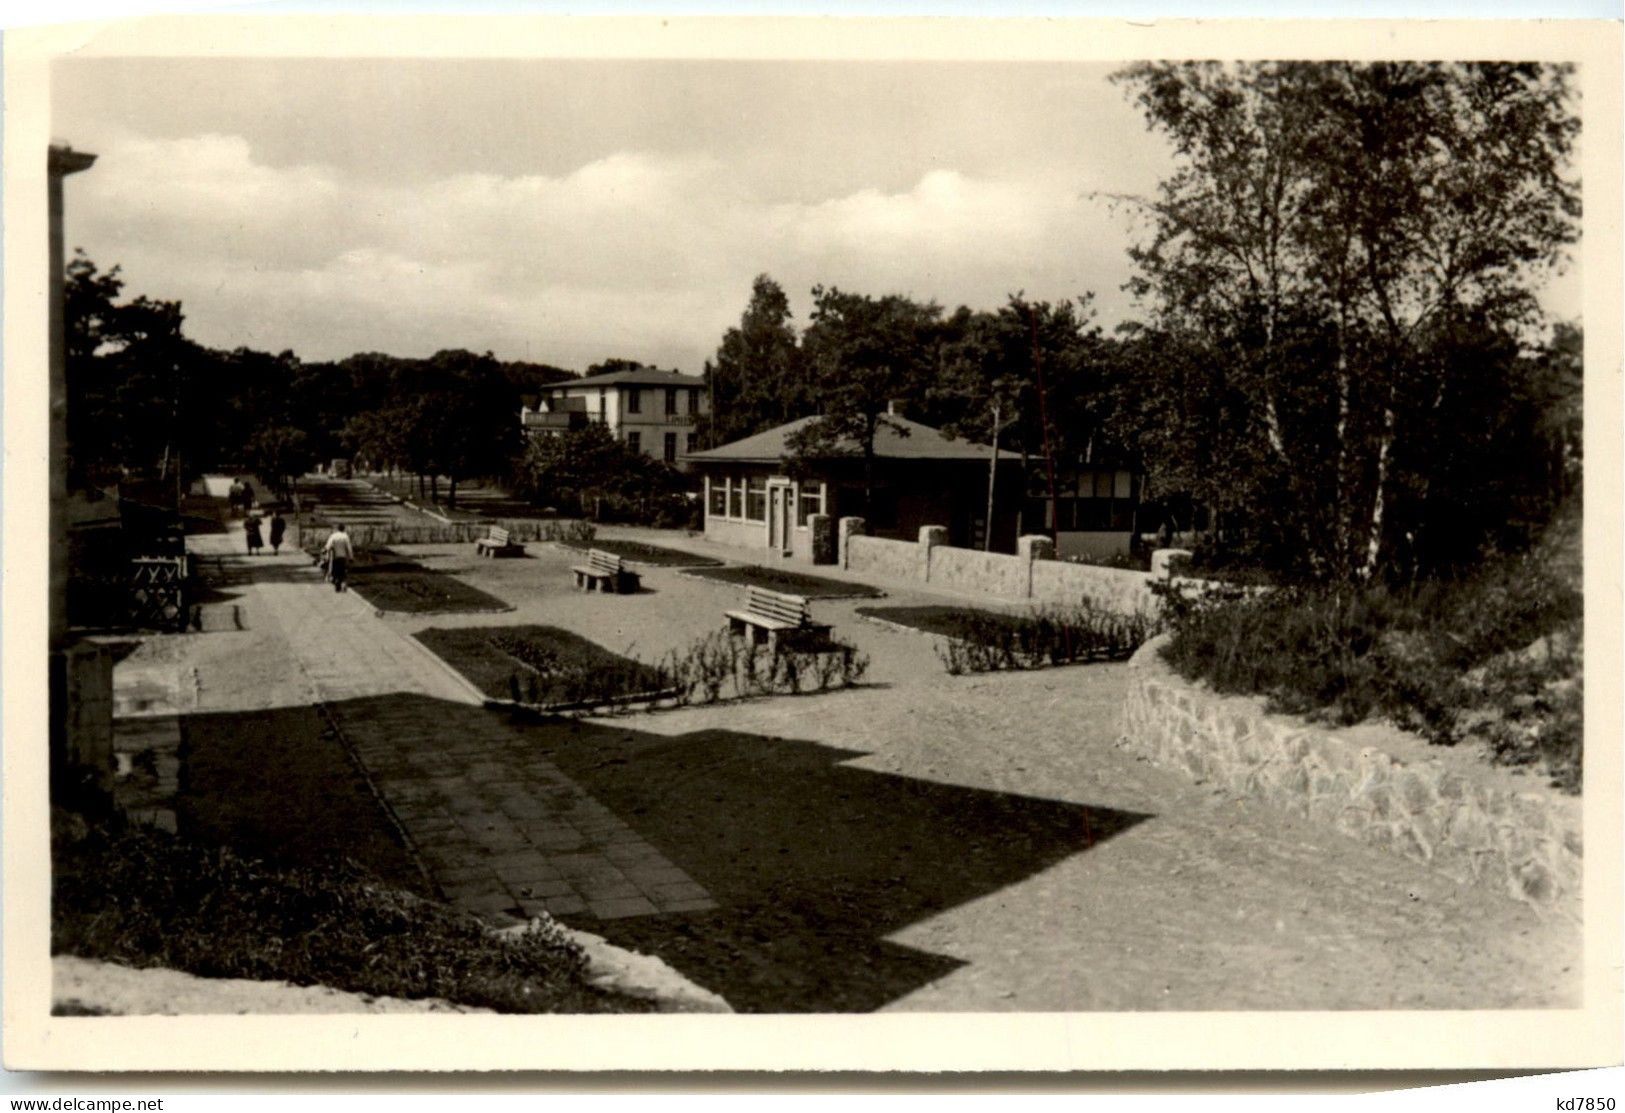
left=322, top=523, right=354, bottom=593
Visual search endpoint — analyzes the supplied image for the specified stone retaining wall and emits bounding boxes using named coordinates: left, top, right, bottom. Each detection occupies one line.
left=1120, top=635, right=1581, bottom=908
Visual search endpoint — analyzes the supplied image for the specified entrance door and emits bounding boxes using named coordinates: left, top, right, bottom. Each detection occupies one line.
left=767, top=483, right=792, bottom=555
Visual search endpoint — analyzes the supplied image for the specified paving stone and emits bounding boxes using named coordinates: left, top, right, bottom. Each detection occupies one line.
left=659, top=898, right=720, bottom=914
left=511, top=877, right=576, bottom=899
left=537, top=894, right=588, bottom=917
left=643, top=880, right=711, bottom=904
left=577, top=879, right=644, bottom=903
left=624, top=864, right=695, bottom=888
left=455, top=892, right=524, bottom=918
left=588, top=896, right=660, bottom=920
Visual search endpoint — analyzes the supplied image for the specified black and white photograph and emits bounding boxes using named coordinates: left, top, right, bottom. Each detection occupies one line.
left=3, top=13, right=1620, bottom=1077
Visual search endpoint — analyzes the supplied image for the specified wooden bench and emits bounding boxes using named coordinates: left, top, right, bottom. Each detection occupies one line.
left=724, top=586, right=833, bottom=652
left=474, top=526, right=524, bottom=558
left=571, top=548, right=641, bottom=594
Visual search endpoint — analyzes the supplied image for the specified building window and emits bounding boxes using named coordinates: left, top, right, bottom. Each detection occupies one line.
left=796, top=482, right=824, bottom=526
left=626, top=387, right=641, bottom=414
left=627, top=431, right=641, bottom=454
left=727, top=475, right=743, bottom=518
left=663, top=432, right=677, bottom=463
left=745, top=475, right=767, bottom=522
left=665, top=388, right=678, bottom=415
left=598, top=387, right=607, bottom=421
left=686, top=433, right=698, bottom=454
left=688, top=389, right=700, bottom=415
left=1024, top=470, right=1137, bottom=532
left=708, top=477, right=727, bottom=517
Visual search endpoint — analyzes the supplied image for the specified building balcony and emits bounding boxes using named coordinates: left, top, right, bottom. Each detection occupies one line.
left=522, top=410, right=589, bottom=431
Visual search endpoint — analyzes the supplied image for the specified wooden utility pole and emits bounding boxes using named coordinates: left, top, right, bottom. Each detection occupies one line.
left=1028, top=306, right=1061, bottom=547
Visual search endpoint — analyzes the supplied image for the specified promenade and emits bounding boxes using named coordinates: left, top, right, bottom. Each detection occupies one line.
left=128, top=520, right=1583, bottom=1012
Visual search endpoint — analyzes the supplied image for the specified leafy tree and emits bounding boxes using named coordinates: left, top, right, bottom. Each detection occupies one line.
left=584, top=357, right=646, bottom=377
left=698, top=274, right=807, bottom=446
left=1114, top=61, right=1580, bottom=579
left=405, top=350, right=520, bottom=510
left=789, top=286, right=943, bottom=515
left=64, top=251, right=202, bottom=487
left=925, top=295, right=1118, bottom=541
left=244, top=426, right=318, bottom=501
left=514, top=423, right=687, bottom=523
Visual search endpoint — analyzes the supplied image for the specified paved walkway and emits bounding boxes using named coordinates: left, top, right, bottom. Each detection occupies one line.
left=184, top=531, right=716, bottom=923
left=153, top=521, right=1579, bottom=1011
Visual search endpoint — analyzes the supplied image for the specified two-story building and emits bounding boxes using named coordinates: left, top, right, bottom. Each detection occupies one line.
left=520, top=366, right=709, bottom=466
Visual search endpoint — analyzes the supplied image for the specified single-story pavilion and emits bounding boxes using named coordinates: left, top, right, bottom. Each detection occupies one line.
left=683, top=415, right=1023, bottom=560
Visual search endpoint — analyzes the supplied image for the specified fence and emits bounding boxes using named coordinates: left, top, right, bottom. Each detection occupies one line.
left=299, top=518, right=594, bottom=550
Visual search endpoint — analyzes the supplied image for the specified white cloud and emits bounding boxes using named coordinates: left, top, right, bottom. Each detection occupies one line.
left=64, top=131, right=1141, bottom=369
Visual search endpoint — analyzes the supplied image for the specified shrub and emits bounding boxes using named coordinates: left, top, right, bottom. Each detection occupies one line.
left=929, top=600, right=1156, bottom=676
left=51, top=813, right=644, bottom=1013
left=1157, top=551, right=1583, bottom=791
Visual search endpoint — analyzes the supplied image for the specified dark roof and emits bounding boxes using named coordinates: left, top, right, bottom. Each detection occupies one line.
left=683, top=414, right=1013, bottom=464
left=551, top=367, right=704, bottom=390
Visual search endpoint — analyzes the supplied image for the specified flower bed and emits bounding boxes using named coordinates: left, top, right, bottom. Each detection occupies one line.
left=684, top=565, right=884, bottom=599
left=559, top=539, right=723, bottom=567
left=859, top=602, right=1154, bottom=674
left=414, top=625, right=670, bottom=706
left=346, top=549, right=513, bottom=615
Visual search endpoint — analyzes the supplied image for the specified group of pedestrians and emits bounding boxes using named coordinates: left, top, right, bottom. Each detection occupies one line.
left=228, top=473, right=349, bottom=592
left=243, top=510, right=288, bottom=556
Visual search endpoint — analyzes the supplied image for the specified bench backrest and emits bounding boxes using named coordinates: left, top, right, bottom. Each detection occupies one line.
left=588, top=549, right=623, bottom=574
left=745, top=586, right=811, bottom=626
left=487, top=526, right=511, bottom=546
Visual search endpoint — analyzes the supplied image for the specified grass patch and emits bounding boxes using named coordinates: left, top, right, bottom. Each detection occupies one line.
left=176, top=705, right=427, bottom=896
left=347, top=549, right=512, bottom=614
left=1157, top=544, right=1584, bottom=792
left=415, top=625, right=669, bottom=705
left=51, top=811, right=650, bottom=1013
left=561, top=539, right=723, bottom=567
left=861, top=603, right=1153, bottom=673
left=685, top=565, right=884, bottom=599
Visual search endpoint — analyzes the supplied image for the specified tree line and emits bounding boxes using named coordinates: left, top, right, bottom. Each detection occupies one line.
left=66, top=61, right=1582, bottom=580
left=697, top=61, right=1582, bottom=582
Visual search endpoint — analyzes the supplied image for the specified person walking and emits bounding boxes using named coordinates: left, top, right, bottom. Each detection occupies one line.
left=323, top=522, right=353, bottom=592
left=268, top=511, right=287, bottom=555
left=245, top=513, right=264, bottom=555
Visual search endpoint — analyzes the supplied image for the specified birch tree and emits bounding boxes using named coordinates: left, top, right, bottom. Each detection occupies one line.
left=1115, top=61, right=1578, bottom=579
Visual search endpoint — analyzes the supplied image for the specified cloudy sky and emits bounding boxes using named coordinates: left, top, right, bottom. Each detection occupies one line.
left=52, top=57, right=1182, bottom=371
left=51, top=56, right=1583, bottom=372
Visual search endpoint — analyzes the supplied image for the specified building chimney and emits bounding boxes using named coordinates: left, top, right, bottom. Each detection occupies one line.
left=886, top=399, right=903, bottom=417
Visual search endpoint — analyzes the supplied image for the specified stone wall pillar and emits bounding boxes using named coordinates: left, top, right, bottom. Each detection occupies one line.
left=1151, top=548, right=1193, bottom=580
left=1017, top=534, right=1054, bottom=598
left=838, top=516, right=867, bottom=570
left=49, top=642, right=114, bottom=814
left=808, top=514, right=837, bottom=565
left=917, top=524, right=948, bottom=581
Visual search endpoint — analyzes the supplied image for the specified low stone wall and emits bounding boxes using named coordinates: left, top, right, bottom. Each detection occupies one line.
left=926, top=543, right=1031, bottom=598
left=845, top=534, right=918, bottom=581
left=301, top=519, right=591, bottom=548
left=1030, top=557, right=1155, bottom=614
left=841, top=519, right=1156, bottom=613
left=1120, top=636, right=1581, bottom=908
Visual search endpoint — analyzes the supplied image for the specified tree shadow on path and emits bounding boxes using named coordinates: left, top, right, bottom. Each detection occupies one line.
left=521, top=714, right=1149, bottom=1012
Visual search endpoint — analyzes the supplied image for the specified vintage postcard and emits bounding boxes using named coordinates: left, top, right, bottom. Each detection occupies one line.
left=3, top=14, right=1620, bottom=1074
